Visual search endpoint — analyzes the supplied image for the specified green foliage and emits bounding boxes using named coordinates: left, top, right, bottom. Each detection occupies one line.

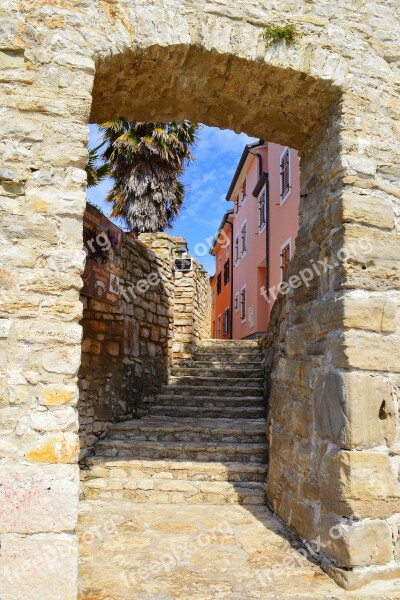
left=261, top=23, right=302, bottom=47
left=94, top=119, right=198, bottom=236
left=86, top=142, right=110, bottom=188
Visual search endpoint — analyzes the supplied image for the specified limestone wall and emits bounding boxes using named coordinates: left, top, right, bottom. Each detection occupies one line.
left=78, top=234, right=173, bottom=459
left=172, top=258, right=212, bottom=362
left=1, top=0, right=399, bottom=596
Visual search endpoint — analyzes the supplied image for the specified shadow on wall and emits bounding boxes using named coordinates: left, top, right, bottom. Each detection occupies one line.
left=78, top=213, right=175, bottom=461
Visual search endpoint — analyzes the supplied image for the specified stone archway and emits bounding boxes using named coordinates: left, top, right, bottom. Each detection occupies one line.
left=1, top=2, right=399, bottom=597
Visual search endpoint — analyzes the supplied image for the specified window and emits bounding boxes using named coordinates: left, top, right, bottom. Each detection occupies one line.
left=211, top=291, right=215, bottom=307
left=235, top=195, right=240, bottom=214
left=223, top=259, right=230, bottom=285
left=280, top=240, right=291, bottom=282
left=249, top=305, right=255, bottom=329
left=258, top=186, right=267, bottom=231
left=241, top=178, right=247, bottom=205
left=234, top=292, right=239, bottom=312
left=217, top=272, right=222, bottom=295
left=240, top=286, right=246, bottom=322
left=225, top=242, right=230, bottom=258
left=241, top=222, right=247, bottom=256
left=280, top=147, right=290, bottom=203
left=223, top=307, right=230, bottom=335
left=218, top=256, right=222, bottom=270
left=234, top=234, right=240, bottom=264
left=217, top=315, right=221, bottom=339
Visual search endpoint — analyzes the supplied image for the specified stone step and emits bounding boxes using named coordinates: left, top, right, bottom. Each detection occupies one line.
left=170, top=366, right=263, bottom=378
left=182, top=360, right=262, bottom=370
left=150, top=404, right=266, bottom=419
left=155, top=394, right=265, bottom=408
left=95, top=439, right=268, bottom=462
left=108, top=417, right=267, bottom=444
left=196, top=339, right=260, bottom=348
left=193, top=347, right=264, bottom=362
left=193, top=352, right=262, bottom=364
left=166, top=376, right=263, bottom=388
left=81, top=477, right=266, bottom=505
left=82, top=457, right=267, bottom=483
left=160, top=385, right=264, bottom=397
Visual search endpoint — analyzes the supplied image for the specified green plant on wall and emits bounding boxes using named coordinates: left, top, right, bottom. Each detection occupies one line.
left=261, top=23, right=302, bottom=47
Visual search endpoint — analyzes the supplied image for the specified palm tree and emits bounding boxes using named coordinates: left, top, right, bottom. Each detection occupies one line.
left=96, top=119, right=198, bottom=236
left=85, top=142, right=110, bottom=188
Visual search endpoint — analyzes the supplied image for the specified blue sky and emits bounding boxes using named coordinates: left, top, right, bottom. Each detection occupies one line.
left=87, top=125, right=255, bottom=273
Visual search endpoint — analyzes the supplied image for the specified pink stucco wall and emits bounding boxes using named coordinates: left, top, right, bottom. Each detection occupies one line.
left=229, top=142, right=300, bottom=339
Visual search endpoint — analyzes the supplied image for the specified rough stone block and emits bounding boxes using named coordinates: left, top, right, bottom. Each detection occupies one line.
left=312, top=295, right=397, bottom=333
left=333, top=330, right=400, bottom=372
left=0, top=533, right=78, bottom=600
left=40, top=384, right=78, bottom=407
left=25, top=433, right=80, bottom=464
left=321, top=558, right=400, bottom=591
left=315, top=370, right=396, bottom=449
left=0, top=464, right=79, bottom=534
left=320, top=449, right=400, bottom=518
left=321, top=514, right=392, bottom=567
left=341, top=192, right=395, bottom=230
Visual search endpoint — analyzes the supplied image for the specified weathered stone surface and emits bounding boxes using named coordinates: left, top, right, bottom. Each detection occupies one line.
left=0, top=534, right=78, bottom=600
left=40, top=384, right=78, bottom=407
left=25, top=433, right=80, bottom=464
left=340, top=192, right=395, bottom=231
left=321, top=449, right=400, bottom=519
left=333, top=331, right=400, bottom=372
left=321, top=514, right=393, bottom=567
left=315, top=371, right=397, bottom=449
left=313, top=294, right=397, bottom=333
left=322, top=559, right=400, bottom=591
left=2, top=0, right=400, bottom=594
left=0, top=464, right=79, bottom=534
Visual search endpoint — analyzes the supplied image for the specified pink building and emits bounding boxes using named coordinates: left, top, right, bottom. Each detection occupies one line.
left=225, top=141, right=300, bottom=339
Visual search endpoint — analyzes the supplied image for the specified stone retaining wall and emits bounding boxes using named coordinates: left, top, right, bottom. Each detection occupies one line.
left=78, top=225, right=211, bottom=459
left=78, top=233, right=173, bottom=459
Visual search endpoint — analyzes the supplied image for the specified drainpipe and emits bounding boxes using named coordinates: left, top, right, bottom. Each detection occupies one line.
left=248, top=149, right=263, bottom=179
left=248, top=147, right=269, bottom=300
left=265, top=173, right=270, bottom=301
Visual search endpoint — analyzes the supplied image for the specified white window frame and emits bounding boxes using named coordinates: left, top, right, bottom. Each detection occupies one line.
left=234, top=292, right=239, bottom=313
left=225, top=241, right=230, bottom=258
left=240, top=284, right=247, bottom=323
left=234, top=233, right=240, bottom=265
left=280, top=237, right=292, bottom=283
left=279, top=147, right=291, bottom=205
left=217, top=314, right=221, bottom=339
left=258, top=185, right=267, bottom=234
left=223, top=307, right=230, bottom=335
left=240, top=220, right=247, bottom=258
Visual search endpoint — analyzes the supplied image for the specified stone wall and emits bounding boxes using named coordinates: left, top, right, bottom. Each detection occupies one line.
left=78, top=226, right=211, bottom=458
left=78, top=233, right=173, bottom=459
left=1, top=0, right=399, bottom=596
left=172, top=258, right=212, bottom=362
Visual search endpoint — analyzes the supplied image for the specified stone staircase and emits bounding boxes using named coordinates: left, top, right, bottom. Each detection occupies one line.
left=81, top=339, right=268, bottom=505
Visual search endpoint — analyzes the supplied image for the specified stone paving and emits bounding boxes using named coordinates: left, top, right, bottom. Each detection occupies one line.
left=78, top=500, right=400, bottom=600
